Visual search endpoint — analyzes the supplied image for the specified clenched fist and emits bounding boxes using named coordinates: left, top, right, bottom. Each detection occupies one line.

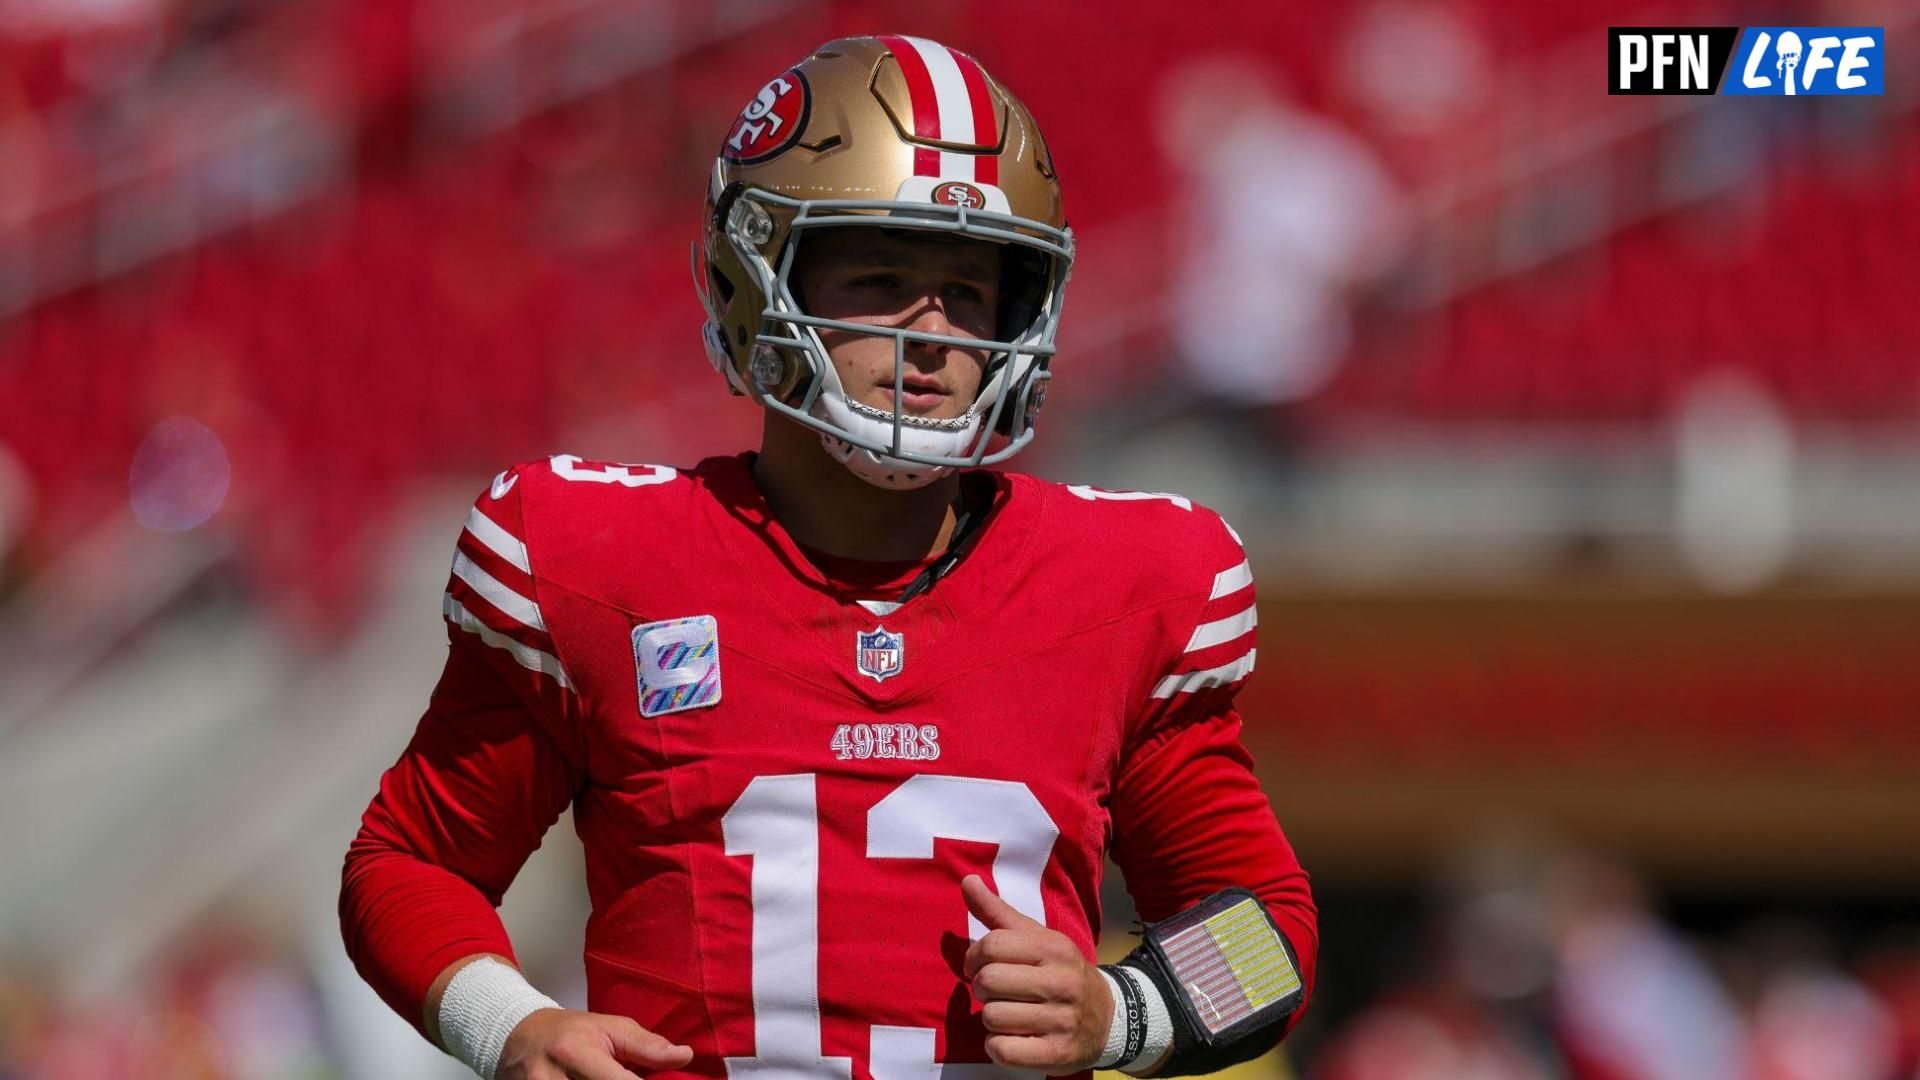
left=960, top=874, right=1113, bottom=1075
left=497, top=1008, right=693, bottom=1080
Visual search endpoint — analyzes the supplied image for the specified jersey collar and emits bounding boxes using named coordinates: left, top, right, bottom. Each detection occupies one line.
left=698, top=451, right=1038, bottom=617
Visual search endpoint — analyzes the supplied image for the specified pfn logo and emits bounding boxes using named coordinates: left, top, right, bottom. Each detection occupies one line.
left=1610, top=28, right=1738, bottom=94
left=1722, top=28, right=1882, bottom=96
left=1609, top=26, right=1882, bottom=96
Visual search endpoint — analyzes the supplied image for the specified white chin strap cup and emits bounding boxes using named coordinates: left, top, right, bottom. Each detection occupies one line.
left=813, top=391, right=982, bottom=491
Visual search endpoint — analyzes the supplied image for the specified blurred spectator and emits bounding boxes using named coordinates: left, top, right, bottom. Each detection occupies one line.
left=1732, top=921, right=1901, bottom=1080
left=1313, top=837, right=1562, bottom=1080
left=1749, top=966, right=1900, bottom=1080
left=1157, top=56, right=1408, bottom=417
left=157, top=925, right=333, bottom=1079
left=0, top=441, right=30, bottom=573
left=1337, top=0, right=1490, bottom=141
left=0, top=972, right=48, bottom=1080
left=1857, top=932, right=1920, bottom=1078
left=1545, top=854, right=1750, bottom=1080
left=1312, top=998, right=1555, bottom=1080
left=0, top=925, right=332, bottom=1080
left=1672, top=370, right=1795, bottom=593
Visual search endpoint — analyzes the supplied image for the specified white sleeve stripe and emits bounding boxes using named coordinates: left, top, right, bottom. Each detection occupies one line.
left=444, top=594, right=571, bottom=689
left=1210, top=560, right=1253, bottom=600
left=463, top=506, right=530, bottom=574
left=1151, top=648, right=1256, bottom=699
left=451, top=552, right=547, bottom=632
left=1185, top=603, right=1258, bottom=652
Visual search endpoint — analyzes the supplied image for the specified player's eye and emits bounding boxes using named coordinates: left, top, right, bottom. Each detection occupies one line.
left=944, top=282, right=987, bottom=304
left=849, top=273, right=901, bottom=290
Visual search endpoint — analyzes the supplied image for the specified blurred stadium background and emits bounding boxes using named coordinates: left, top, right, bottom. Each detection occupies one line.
left=3, top=0, right=1919, bottom=1076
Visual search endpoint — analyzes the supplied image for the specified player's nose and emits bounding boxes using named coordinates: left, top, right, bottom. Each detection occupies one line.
left=903, top=292, right=954, bottom=337
left=899, top=294, right=957, bottom=363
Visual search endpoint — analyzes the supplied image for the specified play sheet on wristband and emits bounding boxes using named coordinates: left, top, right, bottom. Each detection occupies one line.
left=1159, top=898, right=1302, bottom=1036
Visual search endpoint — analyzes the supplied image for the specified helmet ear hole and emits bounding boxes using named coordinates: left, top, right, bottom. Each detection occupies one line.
left=710, top=181, right=747, bottom=232
left=707, top=261, right=735, bottom=307
left=996, top=364, right=1050, bottom=437
left=997, top=246, right=1051, bottom=341
left=783, top=229, right=819, bottom=314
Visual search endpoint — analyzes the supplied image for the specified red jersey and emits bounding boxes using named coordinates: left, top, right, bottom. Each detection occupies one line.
left=340, top=453, right=1315, bottom=1079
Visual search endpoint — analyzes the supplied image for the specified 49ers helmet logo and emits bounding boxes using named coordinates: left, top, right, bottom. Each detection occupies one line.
left=724, top=70, right=811, bottom=164
left=931, top=181, right=986, bottom=209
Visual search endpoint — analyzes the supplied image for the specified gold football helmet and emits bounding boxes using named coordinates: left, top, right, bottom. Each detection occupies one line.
left=694, top=35, right=1073, bottom=489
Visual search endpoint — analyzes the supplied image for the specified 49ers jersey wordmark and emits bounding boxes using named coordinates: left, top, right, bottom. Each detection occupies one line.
left=341, top=454, right=1316, bottom=1080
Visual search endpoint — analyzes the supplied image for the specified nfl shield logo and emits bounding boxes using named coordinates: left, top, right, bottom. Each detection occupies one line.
left=856, top=626, right=904, bottom=683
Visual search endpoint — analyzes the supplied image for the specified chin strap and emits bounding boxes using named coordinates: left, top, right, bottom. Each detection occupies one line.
left=896, top=473, right=996, bottom=603
left=818, top=432, right=949, bottom=491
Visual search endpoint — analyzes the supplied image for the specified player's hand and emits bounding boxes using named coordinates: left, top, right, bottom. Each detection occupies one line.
left=496, top=1007, right=694, bottom=1080
left=960, top=873, right=1112, bottom=1075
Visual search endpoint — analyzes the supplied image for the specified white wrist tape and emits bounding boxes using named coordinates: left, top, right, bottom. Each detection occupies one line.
left=438, top=957, right=561, bottom=1080
left=1095, top=966, right=1174, bottom=1074
left=1095, top=968, right=1130, bottom=1068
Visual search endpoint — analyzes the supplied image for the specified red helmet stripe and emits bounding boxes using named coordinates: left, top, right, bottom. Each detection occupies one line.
left=879, top=34, right=942, bottom=177
left=948, top=47, right=999, bottom=186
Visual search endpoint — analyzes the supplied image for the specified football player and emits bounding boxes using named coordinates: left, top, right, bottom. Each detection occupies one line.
left=341, top=35, right=1316, bottom=1080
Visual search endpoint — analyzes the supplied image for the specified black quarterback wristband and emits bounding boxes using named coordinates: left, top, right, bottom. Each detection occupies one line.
left=1115, top=889, right=1305, bottom=1076
left=1101, top=962, right=1148, bottom=1067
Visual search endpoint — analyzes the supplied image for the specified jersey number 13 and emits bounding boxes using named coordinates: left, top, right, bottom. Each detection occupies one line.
left=722, top=773, right=1060, bottom=1080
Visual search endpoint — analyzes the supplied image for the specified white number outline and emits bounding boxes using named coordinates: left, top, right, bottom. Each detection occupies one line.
left=549, top=453, right=678, bottom=488
left=1066, top=484, right=1192, bottom=511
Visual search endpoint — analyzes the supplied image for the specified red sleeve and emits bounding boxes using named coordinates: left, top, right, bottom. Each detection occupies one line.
left=1108, top=708, right=1318, bottom=1041
left=339, top=468, right=585, bottom=1036
left=1110, top=511, right=1317, bottom=1041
